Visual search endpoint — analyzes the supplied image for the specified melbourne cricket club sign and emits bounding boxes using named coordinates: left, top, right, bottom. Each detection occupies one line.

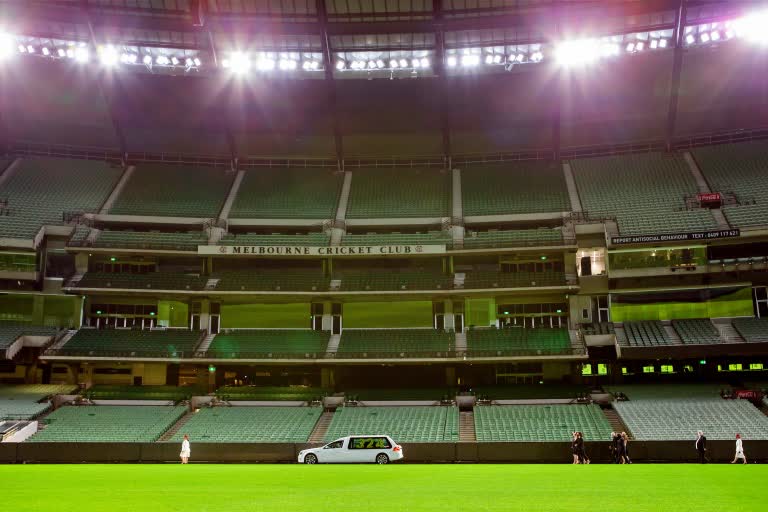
left=198, top=245, right=447, bottom=256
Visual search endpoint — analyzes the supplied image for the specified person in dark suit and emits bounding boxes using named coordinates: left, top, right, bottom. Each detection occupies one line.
left=696, top=430, right=707, bottom=463
left=576, top=432, right=590, bottom=464
left=611, top=432, right=621, bottom=463
left=571, top=432, right=580, bottom=464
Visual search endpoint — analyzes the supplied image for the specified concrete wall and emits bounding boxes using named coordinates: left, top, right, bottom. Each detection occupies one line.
left=4, top=440, right=768, bottom=463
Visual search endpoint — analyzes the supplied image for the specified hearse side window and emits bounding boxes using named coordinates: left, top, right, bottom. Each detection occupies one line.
left=325, top=440, right=344, bottom=449
left=349, top=437, right=391, bottom=449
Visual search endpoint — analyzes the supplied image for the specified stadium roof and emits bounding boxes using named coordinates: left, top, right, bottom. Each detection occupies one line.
left=0, top=0, right=766, bottom=164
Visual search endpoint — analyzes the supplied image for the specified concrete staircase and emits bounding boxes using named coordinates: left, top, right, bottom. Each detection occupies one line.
left=454, top=332, right=467, bottom=352
left=603, top=407, right=632, bottom=439
left=326, top=334, right=340, bottom=354
left=48, top=329, right=78, bottom=351
left=308, top=411, right=335, bottom=443
left=459, top=411, right=476, bottom=442
left=663, top=324, right=683, bottom=345
left=195, top=333, right=216, bottom=354
left=716, top=322, right=746, bottom=344
left=160, top=410, right=194, bottom=441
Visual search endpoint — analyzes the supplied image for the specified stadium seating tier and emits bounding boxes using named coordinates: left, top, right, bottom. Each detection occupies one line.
left=346, top=168, right=451, bottom=218
left=474, top=404, right=612, bottom=442
left=55, top=329, right=203, bottom=357
left=207, top=330, right=329, bottom=358
left=324, top=406, right=459, bottom=442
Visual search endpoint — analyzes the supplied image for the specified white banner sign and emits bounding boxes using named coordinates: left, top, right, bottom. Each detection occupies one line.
left=198, top=245, right=447, bottom=256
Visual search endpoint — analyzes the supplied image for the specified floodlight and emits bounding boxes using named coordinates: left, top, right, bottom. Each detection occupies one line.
left=485, top=55, right=494, bottom=65
left=0, top=34, right=12, bottom=59
left=75, top=47, right=89, bottom=63
left=420, top=57, right=429, bottom=67
left=57, top=48, right=66, bottom=57
left=367, top=60, right=377, bottom=69
left=399, top=59, right=408, bottom=68
left=733, top=11, right=768, bottom=44
left=99, top=45, right=119, bottom=67
left=66, top=48, right=75, bottom=59
left=659, top=39, right=668, bottom=48
left=412, top=58, right=421, bottom=68
left=230, top=52, right=251, bottom=73
left=710, top=31, right=721, bottom=41
left=390, top=59, right=399, bottom=68
left=531, top=51, right=543, bottom=62
left=26, top=45, right=35, bottom=54
left=650, top=39, right=658, bottom=49
left=42, top=47, right=50, bottom=56
left=446, top=55, right=457, bottom=67
left=556, top=39, right=599, bottom=67
left=186, top=58, right=194, bottom=67
left=18, top=44, right=26, bottom=53
left=685, top=34, right=695, bottom=45
left=335, top=60, right=345, bottom=70
left=156, top=55, right=170, bottom=65
left=194, top=58, right=201, bottom=66
left=626, top=42, right=635, bottom=52
left=460, top=54, right=480, bottom=67
left=635, top=41, right=644, bottom=51
left=725, top=29, right=735, bottom=39
left=171, top=56, right=180, bottom=65
left=700, top=32, right=710, bottom=43
left=143, top=54, right=153, bottom=65
left=515, top=53, right=525, bottom=62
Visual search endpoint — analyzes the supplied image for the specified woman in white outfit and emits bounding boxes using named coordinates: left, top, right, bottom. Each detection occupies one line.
left=731, top=434, right=747, bottom=464
left=180, top=434, right=191, bottom=464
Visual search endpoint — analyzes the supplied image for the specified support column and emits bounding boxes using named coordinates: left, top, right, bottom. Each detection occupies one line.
left=32, top=295, right=45, bottom=325
left=445, top=367, right=456, bottom=387
left=665, top=0, right=687, bottom=150
left=199, top=299, right=211, bottom=331
left=321, top=301, right=334, bottom=331
left=321, top=367, right=335, bottom=389
left=443, top=299, right=455, bottom=332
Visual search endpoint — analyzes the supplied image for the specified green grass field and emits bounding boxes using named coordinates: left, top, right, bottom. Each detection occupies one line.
left=1, top=464, right=764, bottom=512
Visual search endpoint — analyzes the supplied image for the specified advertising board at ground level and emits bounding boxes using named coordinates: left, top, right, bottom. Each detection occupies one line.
left=198, top=245, right=447, bottom=256
left=611, top=229, right=740, bottom=245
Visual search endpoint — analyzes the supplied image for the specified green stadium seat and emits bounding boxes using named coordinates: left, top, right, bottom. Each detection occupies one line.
left=671, top=319, right=722, bottom=345
left=620, top=321, right=674, bottom=347
left=54, top=329, right=203, bottom=357
left=732, top=317, right=768, bottom=343
left=346, top=168, right=451, bottom=218
left=341, top=231, right=451, bottom=246
left=571, top=152, right=718, bottom=235
left=92, top=230, right=207, bottom=251
left=692, top=141, right=768, bottom=228
left=462, top=270, right=566, bottom=289
left=0, top=157, right=122, bottom=239
left=336, top=329, right=455, bottom=358
left=0, top=384, right=76, bottom=421
left=76, top=272, right=208, bottom=291
left=466, top=327, right=573, bottom=356
left=229, top=169, right=343, bottom=219
left=220, top=232, right=330, bottom=246
left=86, top=385, right=204, bottom=401
left=207, top=330, right=329, bottom=358
left=614, top=399, right=768, bottom=440
left=109, top=164, right=233, bottom=218
left=0, top=322, right=57, bottom=352
left=28, top=405, right=187, bottom=442
left=463, top=229, right=564, bottom=249
left=216, top=386, right=329, bottom=401
left=324, top=406, right=459, bottom=442
left=214, top=269, right=329, bottom=292
left=334, top=270, right=453, bottom=291
left=168, top=406, right=322, bottom=442
left=461, top=162, right=571, bottom=216
left=474, top=404, right=612, bottom=442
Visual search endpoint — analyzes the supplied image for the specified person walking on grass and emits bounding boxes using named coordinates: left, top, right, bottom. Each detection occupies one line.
left=572, top=432, right=580, bottom=464
left=576, top=432, right=590, bottom=464
left=696, top=431, right=707, bottom=464
left=180, top=434, right=191, bottom=464
left=731, top=434, right=747, bottom=464
left=621, top=432, right=632, bottom=464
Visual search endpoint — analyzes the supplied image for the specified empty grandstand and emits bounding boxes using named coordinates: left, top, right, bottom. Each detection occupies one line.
left=207, top=330, right=329, bottom=358
left=324, top=406, right=459, bottom=442
left=466, top=327, right=573, bottom=356
left=88, top=230, right=208, bottom=251
left=0, top=157, right=122, bottom=239
left=571, top=153, right=718, bottom=235
left=336, top=329, right=455, bottom=358
left=28, top=405, right=186, bottom=442
left=52, top=329, right=203, bottom=357
left=461, top=162, right=572, bottom=216
left=474, top=404, right=612, bottom=442
left=346, top=168, right=451, bottom=218
left=168, top=406, right=322, bottom=442
left=109, top=164, right=232, bottom=218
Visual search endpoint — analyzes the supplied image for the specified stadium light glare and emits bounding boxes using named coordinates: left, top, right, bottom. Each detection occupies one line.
left=367, top=60, right=377, bottom=69
left=0, top=34, right=12, bottom=60
left=98, top=45, right=119, bottom=67
left=142, top=54, right=152, bottom=65
left=171, top=56, right=180, bottom=66
left=555, top=39, right=599, bottom=67
left=446, top=55, right=457, bottom=67
left=194, top=57, right=201, bottom=67
left=530, top=51, right=543, bottom=62
left=399, top=59, right=408, bottom=68
left=74, top=47, right=89, bottom=63
left=700, top=32, right=710, bottom=43
left=734, top=11, right=768, bottom=44
left=635, top=41, right=645, bottom=51
left=484, top=55, right=494, bottom=65
left=460, top=54, right=480, bottom=67
left=17, top=44, right=26, bottom=53
left=57, top=48, right=66, bottom=57
left=420, top=57, right=429, bottom=68
left=156, top=55, right=170, bottom=66
left=412, top=58, right=421, bottom=68
left=685, top=34, right=695, bottom=45
left=376, top=59, right=385, bottom=69
left=26, top=45, right=35, bottom=54
left=335, top=60, right=346, bottom=70
left=710, top=31, right=721, bottom=41
left=66, top=48, right=75, bottom=59
left=390, top=59, right=399, bottom=68
left=42, top=47, right=50, bottom=56
left=229, top=52, right=251, bottom=73
left=659, top=39, right=668, bottom=48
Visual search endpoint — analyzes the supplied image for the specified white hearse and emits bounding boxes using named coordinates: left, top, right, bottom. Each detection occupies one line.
left=298, top=435, right=404, bottom=464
